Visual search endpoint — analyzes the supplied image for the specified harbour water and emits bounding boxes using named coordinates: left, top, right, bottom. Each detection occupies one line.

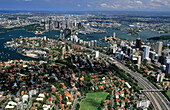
left=0, top=30, right=60, bottom=61
left=0, top=28, right=169, bottom=61
left=78, top=27, right=170, bottom=41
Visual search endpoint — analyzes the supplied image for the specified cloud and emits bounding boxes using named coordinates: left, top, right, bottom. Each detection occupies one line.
left=100, top=3, right=107, bottom=7
left=98, top=0, right=170, bottom=10
left=126, top=5, right=133, bottom=9
left=8, top=0, right=170, bottom=11
left=150, top=2, right=162, bottom=7
left=77, top=4, right=80, bottom=7
left=24, top=0, right=32, bottom=1
left=100, top=3, right=120, bottom=9
left=151, top=0, right=170, bottom=6
left=87, top=4, right=91, bottom=7
left=134, top=1, right=143, bottom=5
left=150, top=0, right=161, bottom=2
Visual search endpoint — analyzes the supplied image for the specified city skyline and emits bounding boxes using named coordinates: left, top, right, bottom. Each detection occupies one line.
left=0, top=5, right=169, bottom=110
left=0, top=0, right=170, bottom=12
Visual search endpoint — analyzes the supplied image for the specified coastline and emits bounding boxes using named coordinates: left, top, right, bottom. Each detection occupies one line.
left=0, top=29, right=35, bottom=34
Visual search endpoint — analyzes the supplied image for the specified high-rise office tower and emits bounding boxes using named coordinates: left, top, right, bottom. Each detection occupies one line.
left=166, top=63, right=170, bottom=74
left=56, top=21, right=60, bottom=28
left=127, top=47, right=131, bottom=56
left=155, top=41, right=163, bottom=56
left=149, top=51, right=156, bottom=61
left=113, top=44, right=117, bottom=53
left=136, top=38, right=142, bottom=50
left=91, top=40, right=94, bottom=47
left=95, top=51, right=99, bottom=58
left=43, top=36, right=47, bottom=41
left=113, top=32, right=116, bottom=38
left=157, top=73, right=165, bottom=82
left=62, top=46, right=66, bottom=56
left=143, top=46, right=150, bottom=59
left=94, top=40, right=97, bottom=47
left=137, top=56, right=141, bottom=65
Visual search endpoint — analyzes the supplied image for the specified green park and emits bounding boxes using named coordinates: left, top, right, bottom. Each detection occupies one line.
left=80, top=92, right=108, bottom=110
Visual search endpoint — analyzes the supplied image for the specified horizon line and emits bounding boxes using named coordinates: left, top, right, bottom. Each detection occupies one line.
left=0, top=10, right=170, bottom=13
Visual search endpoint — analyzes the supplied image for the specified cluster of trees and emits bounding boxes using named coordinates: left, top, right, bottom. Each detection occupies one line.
left=75, top=103, right=80, bottom=110
left=55, top=59, right=77, bottom=70
left=125, top=61, right=136, bottom=72
left=111, top=64, right=140, bottom=93
left=145, top=65, right=157, bottom=72
left=0, top=24, right=45, bottom=33
left=147, top=35, right=170, bottom=41
left=97, top=100, right=104, bottom=110
left=125, top=61, right=158, bottom=83
left=97, top=94, right=111, bottom=110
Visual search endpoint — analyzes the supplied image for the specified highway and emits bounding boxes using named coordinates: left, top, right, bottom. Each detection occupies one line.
left=64, top=40, right=170, bottom=110
left=115, top=61, right=167, bottom=110
left=102, top=53, right=170, bottom=110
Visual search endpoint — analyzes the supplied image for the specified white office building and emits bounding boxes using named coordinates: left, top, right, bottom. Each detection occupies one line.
left=137, top=100, right=150, bottom=108
left=143, top=46, right=150, bottom=59
left=95, top=51, right=99, bottom=58
left=155, top=41, right=163, bottom=56
left=157, top=73, right=165, bottom=82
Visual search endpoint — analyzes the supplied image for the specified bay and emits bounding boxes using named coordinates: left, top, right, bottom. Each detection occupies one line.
left=78, top=27, right=170, bottom=41
left=0, top=28, right=169, bottom=61
left=0, top=30, right=60, bottom=61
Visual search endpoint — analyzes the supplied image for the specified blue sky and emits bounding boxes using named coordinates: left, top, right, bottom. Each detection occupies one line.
left=0, top=0, right=170, bottom=11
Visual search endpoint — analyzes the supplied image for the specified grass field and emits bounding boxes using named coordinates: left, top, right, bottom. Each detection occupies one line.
left=80, top=92, right=108, bottom=110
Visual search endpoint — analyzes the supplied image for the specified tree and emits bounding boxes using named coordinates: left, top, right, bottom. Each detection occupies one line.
left=114, top=103, right=117, bottom=109
left=76, top=103, right=80, bottom=110
left=98, top=106, right=102, bottom=110
left=64, top=104, right=67, bottom=109
left=69, top=105, right=72, bottom=109
left=100, top=100, right=105, bottom=106
left=37, top=105, right=43, bottom=110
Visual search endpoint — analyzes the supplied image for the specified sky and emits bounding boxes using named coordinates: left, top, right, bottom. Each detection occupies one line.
left=0, top=0, right=170, bottom=12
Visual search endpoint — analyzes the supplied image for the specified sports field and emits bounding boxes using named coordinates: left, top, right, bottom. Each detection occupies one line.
left=80, top=92, right=108, bottom=110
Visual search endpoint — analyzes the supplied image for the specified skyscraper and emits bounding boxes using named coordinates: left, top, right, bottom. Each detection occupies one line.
left=62, top=46, right=66, bottom=56
left=136, top=38, right=142, bottom=50
left=95, top=51, right=99, bottom=58
left=166, top=63, right=170, bottom=74
left=137, top=56, right=141, bottom=65
left=112, top=44, right=117, bottom=53
left=43, top=36, right=46, bottom=41
left=155, top=41, right=163, bottom=56
left=157, top=73, right=165, bottom=82
left=143, top=46, right=150, bottom=59
left=149, top=51, right=156, bottom=61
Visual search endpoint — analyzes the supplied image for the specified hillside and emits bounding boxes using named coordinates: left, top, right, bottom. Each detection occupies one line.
left=148, top=35, right=170, bottom=40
